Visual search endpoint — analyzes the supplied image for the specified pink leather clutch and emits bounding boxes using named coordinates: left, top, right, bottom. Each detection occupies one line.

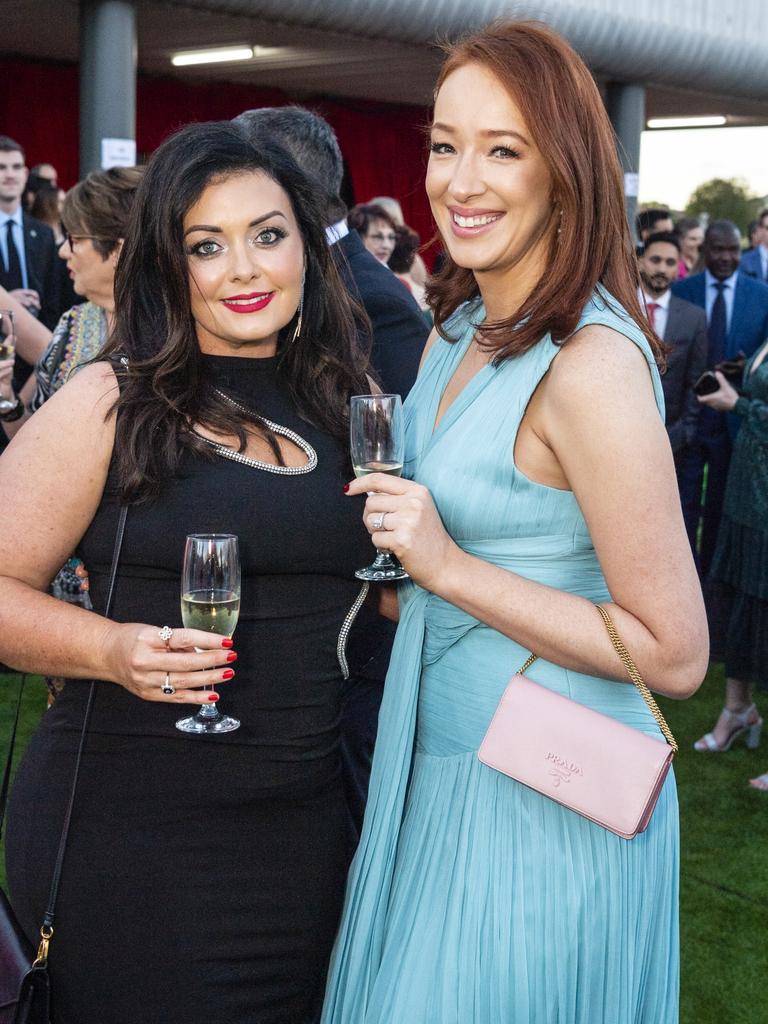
left=477, top=605, right=677, bottom=840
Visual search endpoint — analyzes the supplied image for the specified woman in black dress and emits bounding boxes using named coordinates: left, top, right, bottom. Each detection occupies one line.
left=1, top=122, right=372, bottom=1023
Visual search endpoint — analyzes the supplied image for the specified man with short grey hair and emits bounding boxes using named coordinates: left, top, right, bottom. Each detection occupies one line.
left=234, top=106, right=428, bottom=842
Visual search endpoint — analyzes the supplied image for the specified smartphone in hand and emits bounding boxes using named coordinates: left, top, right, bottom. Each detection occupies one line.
left=693, top=371, right=721, bottom=397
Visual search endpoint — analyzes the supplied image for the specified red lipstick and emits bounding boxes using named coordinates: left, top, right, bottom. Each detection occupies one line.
left=221, top=292, right=275, bottom=314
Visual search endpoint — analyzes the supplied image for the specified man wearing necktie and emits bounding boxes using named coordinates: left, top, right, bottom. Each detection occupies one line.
left=0, top=136, right=61, bottom=324
left=673, top=220, right=768, bottom=575
left=637, top=232, right=708, bottom=541
left=0, top=135, right=62, bottom=390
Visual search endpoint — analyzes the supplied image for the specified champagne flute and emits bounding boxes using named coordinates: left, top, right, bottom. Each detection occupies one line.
left=0, top=309, right=17, bottom=414
left=350, top=394, right=409, bottom=582
left=175, top=534, right=241, bottom=734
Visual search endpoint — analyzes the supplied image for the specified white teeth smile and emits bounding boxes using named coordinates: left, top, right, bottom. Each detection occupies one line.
left=453, top=213, right=501, bottom=228
left=225, top=296, right=267, bottom=305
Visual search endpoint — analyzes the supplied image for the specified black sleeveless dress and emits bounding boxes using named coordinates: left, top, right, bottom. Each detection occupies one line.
left=5, top=354, right=373, bottom=1024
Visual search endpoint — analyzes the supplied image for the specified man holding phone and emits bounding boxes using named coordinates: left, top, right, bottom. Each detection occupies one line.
left=672, top=220, right=768, bottom=574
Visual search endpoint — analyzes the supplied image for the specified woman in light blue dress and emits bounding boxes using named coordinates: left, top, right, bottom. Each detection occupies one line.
left=324, top=21, right=707, bottom=1024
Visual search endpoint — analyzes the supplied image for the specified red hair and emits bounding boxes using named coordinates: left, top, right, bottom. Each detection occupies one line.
left=426, top=20, right=662, bottom=363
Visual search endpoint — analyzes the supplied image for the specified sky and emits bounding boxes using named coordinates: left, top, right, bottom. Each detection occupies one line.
left=638, top=125, right=768, bottom=212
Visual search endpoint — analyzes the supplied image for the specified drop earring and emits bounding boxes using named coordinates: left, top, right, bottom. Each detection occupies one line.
left=290, top=266, right=306, bottom=344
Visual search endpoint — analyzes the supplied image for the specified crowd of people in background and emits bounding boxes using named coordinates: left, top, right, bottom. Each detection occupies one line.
left=636, top=206, right=768, bottom=789
left=0, top=17, right=765, bottom=1020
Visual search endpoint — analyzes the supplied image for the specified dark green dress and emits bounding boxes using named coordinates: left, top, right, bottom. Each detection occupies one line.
left=709, top=340, right=768, bottom=689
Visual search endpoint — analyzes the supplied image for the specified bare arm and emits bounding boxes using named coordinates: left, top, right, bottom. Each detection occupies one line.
left=0, top=284, right=53, bottom=363
left=0, top=364, right=233, bottom=701
left=350, top=326, right=707, bottom=698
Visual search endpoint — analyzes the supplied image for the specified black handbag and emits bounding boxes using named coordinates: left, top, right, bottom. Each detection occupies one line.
left=0, top=506, right=127, bottom=1024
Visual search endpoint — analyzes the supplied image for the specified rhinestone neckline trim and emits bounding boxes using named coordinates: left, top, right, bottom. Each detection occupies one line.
left=195, top=389, right=318, bottom=475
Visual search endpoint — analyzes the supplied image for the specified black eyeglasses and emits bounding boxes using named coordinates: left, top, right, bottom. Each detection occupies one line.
left=60, top=232, right=116, bottom=252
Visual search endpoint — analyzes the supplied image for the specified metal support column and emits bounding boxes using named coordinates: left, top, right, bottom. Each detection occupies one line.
left=605, top=82, right=645, bottom=242
left=79, top=0, right=137, bottom=177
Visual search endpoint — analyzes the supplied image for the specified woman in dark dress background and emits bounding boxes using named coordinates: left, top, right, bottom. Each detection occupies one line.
left=0, top=122, right=371, bottom=1022
left=695, top=342, right=768, bottom=789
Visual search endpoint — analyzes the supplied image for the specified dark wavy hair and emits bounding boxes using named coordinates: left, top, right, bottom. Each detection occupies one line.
left=102, top=120, right=368, bottom=503
left=426, top=20, right=662, bottom=364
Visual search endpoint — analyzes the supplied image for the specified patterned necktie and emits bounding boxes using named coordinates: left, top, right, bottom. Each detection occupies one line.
left=647, top=302, right=659, bottom=331
left=708, top=282, right=727, bottom=365
left=3, top=220, right=23, bottom=291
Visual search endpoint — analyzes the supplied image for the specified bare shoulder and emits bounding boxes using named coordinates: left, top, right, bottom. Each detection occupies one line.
left=542, top=323, right=658, bottom=422
left=4, top=360, right=118, bottom=466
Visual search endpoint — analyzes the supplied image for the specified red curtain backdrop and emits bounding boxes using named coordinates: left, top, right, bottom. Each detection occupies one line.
left=0, top=58, right=436, bottom=262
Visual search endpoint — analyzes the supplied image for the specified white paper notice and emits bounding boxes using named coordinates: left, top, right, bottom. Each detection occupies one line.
left=624, top=172, right=640, bottom=198
left=101, top=138, right=137, bottom=169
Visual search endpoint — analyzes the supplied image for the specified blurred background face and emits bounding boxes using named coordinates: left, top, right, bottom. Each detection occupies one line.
left=704, top=228, right=741, bottom=279
left=59, top=229, right=119, bottom=309
left=638, top=241, right=679, bottom=296
left=0, top=149, right=27, bottom=206
left=362, top=217, right=396, bottom=263
left=184, top=170, right=305, bottom=356
left=680, top=226, right=703, bottom=265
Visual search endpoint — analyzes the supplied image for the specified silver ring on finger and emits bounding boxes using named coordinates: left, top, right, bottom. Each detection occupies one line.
left=373, top=512, right=388, bottom=531
left=162, top=671, right=175, bottom=696
left=159, top=625, right=173, bottom=651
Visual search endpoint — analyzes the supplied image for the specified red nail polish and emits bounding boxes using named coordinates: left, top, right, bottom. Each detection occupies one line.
left=226, top=652, right=238, bottom=662
left=208, top=693, right=219, bottom=701
left=221, top=638, right=234, bottom=648
left=343, top=483, right=350, bottom=493
left=222, top=668, right=235, bottom=680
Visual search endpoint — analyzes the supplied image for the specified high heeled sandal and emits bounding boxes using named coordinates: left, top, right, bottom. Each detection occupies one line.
left=748, top=772, right=768, bottom=791
left=693, top=704, right=763, bottom=752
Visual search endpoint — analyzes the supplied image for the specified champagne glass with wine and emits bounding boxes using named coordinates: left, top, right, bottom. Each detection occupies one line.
left=350, top=393, right=409, bottom=582
left=176, top=534, right=241, bottom=734
left=0, top=309, right=17, bottom=415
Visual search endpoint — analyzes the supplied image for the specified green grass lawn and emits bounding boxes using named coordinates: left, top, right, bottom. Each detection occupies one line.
left=1, top=667, right=766, bottom=1021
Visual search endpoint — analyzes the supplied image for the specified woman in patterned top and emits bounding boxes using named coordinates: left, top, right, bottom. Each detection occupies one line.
left=0, top=168, right=143, bottom=621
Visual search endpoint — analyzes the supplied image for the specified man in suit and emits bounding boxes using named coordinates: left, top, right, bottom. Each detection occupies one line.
left=0, top=135, right=60, bottom=331
left=740, top=207, right=768, bottom=282
left=672, top=220, right=768, bottom=574
left=233, top=105, right=429, bottom=840
left=637, top=232, right=708, bottom=548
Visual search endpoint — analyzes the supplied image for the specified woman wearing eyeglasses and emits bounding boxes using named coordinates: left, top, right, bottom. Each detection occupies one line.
left=348, top=203, right=398, bottom=265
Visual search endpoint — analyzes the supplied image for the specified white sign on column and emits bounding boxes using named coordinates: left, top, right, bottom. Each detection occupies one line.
left=101, top=138, right=137, bottom=169
left=624, top=172, right=640, bottom=198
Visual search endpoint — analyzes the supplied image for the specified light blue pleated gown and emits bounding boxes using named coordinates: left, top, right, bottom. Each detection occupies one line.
left=322, top=290, right=679, bottom=1024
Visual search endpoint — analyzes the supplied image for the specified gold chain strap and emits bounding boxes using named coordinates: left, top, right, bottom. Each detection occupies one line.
left=595, top=604, right=678, bottom=752
left=516, top=605, right=678, bottom=754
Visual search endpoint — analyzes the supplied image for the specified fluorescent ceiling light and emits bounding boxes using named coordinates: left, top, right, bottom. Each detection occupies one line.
left=172, top=46, right=254, bottom=67
left=647, top=116, right=727, bottom=129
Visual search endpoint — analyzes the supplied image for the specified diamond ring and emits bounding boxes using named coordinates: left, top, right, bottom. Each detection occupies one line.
left=162, top=672, right=175, bottom=696
left=158, top=625, right=173, bottom=650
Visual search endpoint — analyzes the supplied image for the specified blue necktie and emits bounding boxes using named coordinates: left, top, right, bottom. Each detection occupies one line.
left=708, top=281, right=727, bottom=366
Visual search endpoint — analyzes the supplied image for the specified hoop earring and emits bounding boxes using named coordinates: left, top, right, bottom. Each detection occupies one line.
left=290, top=266, right=306, bottom=344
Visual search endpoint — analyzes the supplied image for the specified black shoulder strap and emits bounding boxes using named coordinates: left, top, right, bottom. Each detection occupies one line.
left=0, top=673, right=26, bottom=839
left=41, top=503, right=128, bottom=931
